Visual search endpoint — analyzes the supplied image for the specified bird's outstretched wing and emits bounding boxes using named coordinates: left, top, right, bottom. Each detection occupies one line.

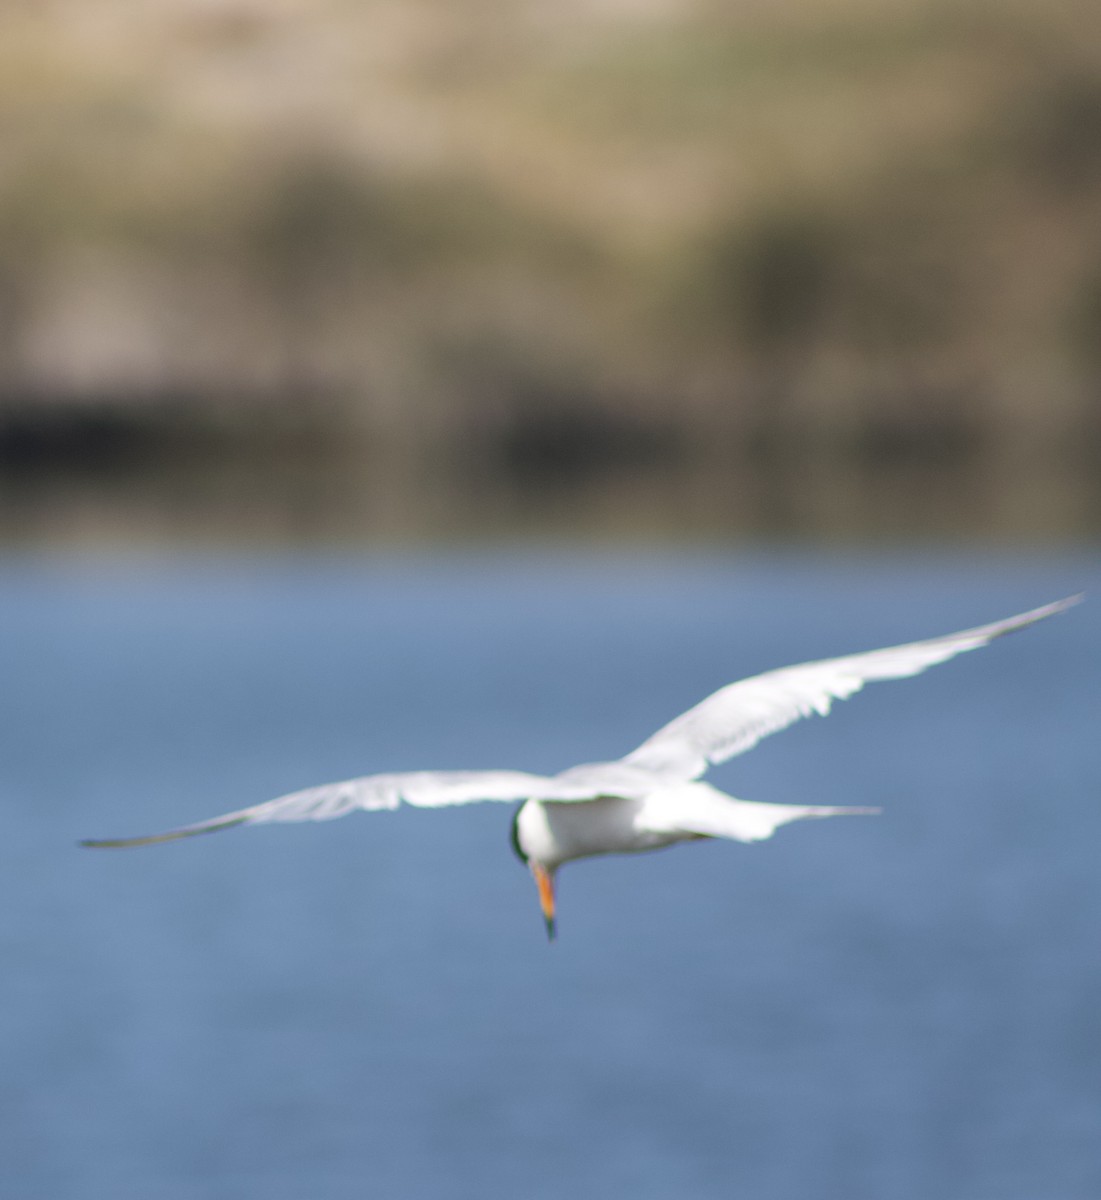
left=80, top=769, right=600, bottom=848
left=621, top=596, right=1082, bottom=781
left=82, top=595, right=1081, bottom=848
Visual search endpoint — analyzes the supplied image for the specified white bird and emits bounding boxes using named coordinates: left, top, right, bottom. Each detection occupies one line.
left=82, top=596, right=1080, bottom=938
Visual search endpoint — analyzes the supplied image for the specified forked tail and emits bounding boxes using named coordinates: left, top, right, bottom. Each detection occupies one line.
left=646, top=781, right=881, bottom=843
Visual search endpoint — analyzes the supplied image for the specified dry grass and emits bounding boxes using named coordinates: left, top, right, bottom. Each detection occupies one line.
left=0, top=0, right=1099, bottom=466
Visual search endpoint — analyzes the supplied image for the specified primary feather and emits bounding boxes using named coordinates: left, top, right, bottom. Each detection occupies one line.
left=621, top=596, right=1081, bottom=779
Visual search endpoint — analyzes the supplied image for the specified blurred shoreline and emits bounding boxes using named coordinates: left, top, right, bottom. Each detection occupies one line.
left=1, top=414, right=1097, bottom=547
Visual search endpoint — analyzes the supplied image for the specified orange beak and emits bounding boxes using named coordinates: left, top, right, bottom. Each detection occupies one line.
left=531, top=862, right=557, bottom=941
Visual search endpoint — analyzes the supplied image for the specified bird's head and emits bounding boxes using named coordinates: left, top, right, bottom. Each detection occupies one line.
left=509, top=804, right=557, bottom=941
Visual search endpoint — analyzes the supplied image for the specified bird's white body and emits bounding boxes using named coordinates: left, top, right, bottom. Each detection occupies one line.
left=514, top=781, right=872, bottom=869
left=83, top=595, right=1081, bottom=937
left=515, top=792, right=693, bottom=868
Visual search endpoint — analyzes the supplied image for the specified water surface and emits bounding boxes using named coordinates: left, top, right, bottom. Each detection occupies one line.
left=1, top=551, right=1097, bottom=1199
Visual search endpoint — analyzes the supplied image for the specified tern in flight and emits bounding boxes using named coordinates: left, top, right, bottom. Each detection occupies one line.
left=83, top=596, right=1079, bottom=938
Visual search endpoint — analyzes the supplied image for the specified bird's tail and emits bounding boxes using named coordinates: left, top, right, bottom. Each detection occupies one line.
left=648, top=781, right=880, bottom=843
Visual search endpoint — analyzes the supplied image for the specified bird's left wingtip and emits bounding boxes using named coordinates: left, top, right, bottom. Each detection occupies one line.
left=78, top=814, right=250, bottom=849
left=79, top=831, right=185, bottom=849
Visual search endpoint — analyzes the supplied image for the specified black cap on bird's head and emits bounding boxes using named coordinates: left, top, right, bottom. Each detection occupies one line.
left=508, top=803, right=528, bottom=865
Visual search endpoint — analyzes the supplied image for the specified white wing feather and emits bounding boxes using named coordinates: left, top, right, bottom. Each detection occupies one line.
left=621, top=596, right=1082, bottom=780
left=79, top=769, right=598, bottom=847
left=82, top=595, right=1080, bottom=847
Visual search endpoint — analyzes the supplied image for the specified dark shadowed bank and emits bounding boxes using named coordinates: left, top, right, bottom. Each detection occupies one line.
left=0, top=413, right=1098, bottom=547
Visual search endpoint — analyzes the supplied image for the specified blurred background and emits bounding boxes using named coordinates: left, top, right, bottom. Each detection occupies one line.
left=1, top=0, right=1099, bottom=545
left=2, top=5, right=1099, bottom=1200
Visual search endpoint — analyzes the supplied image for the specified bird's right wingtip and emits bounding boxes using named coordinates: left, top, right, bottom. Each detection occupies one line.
left=1023, top=594, right=1084, bottom=621
left=989, top=594, right=1084, bottom=638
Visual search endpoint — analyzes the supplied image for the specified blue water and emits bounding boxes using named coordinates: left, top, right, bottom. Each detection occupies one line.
left=1, top=550, right=1098, bottom=1199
